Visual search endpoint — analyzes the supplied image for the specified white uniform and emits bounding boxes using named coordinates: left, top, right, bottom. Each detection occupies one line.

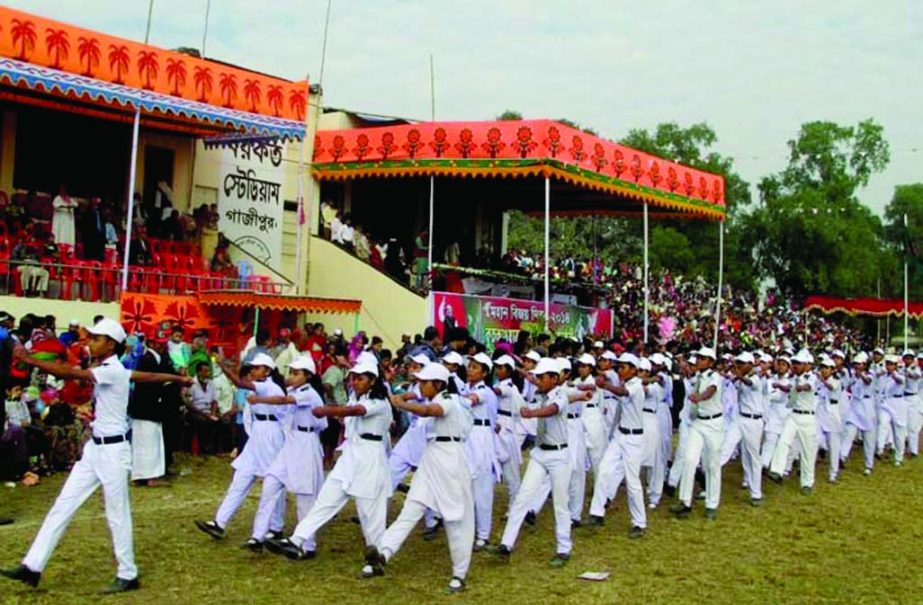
left=214, top=379, right=290, bottom=530
left=678, top=369, right=725, bottom=510
left=494, top=378, right=525, bottom=509
left=290, top=391, right=393, bottom=549
left=718, top=375, right=741, bottom=466
left=905, top=364, right=923, bottom=456
left=641, top=379, right=664, bottom=506
left=770, top=372, right=818, bottom=488
left=389, top=384, right=429, bottom=489
left=463, top=381, right=500, bottom=542
left=761, top=373, right=791, bottom=469
left=378, top=391, right=475, bottom=581
left=500, top=386, right=572, bottom=556
left=816, top=374, right=843, bottom=481
left=734, top=373, right=765, bottom=500
left=578, top=375, right=608, bottom=478
left=250, top=383, right=327, bottom=545
left=667, top=374, right=696, bottom=489
left=657, top=371, right=674, bottom=479
left=841, top=369, right=876, bottom=471
left=589, top=375, right=646, bottom=529
left=23, top=355, right=137, bottom=581
left=877, top=370, right=908, bottom=464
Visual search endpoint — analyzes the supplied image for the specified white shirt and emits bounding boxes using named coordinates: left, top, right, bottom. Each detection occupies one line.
left=619, top=376, right=645, bottom=431
left=190, top=379, right=216, bottom=414
left=534, top=386, right=569, bottom=447
left=694, top=369, right=723, bottom=417
left=736, top=374, right=764, bottom=416
left=789, top=373, right=817, bottom=412
left=90, top=354, right=132, bottom=438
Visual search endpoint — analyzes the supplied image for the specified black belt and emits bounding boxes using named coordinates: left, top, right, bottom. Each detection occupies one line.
left=828, top=400, right=839, bottom=405
left=893, top=395, right=904, bottom=398
left=435, top=436, right=462, bottom=442
left=498, top=409, right=512, bottom=417
left=360, top=433, right=383, bottom=441
left=254, top=413, right=278, bottom=421
left=619, top=427, right=643, bottom=435
left=92, top=433, right=129, bottom=445
left=697, top=413, right=723, bottom=420
left=793, top=410, right=815, bottom=415
left=296, top=426, right=315, bottom=433
left=905, top=392, right=916, bottom=397
left=863, top=395, right=872, bottom=399
left=539, top=443, right=568, bottom=451
left=643, top=408, right=657, bottom=414
left=473, top=419, right=491, bottom=427
left=739, top=412, right=762, bottom=420
left=567, top=413, right=581, bottom=419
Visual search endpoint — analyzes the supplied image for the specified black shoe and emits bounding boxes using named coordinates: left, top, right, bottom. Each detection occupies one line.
left=670, top=503, right=692, bottom=518
left=549, top=553, right=570, bottom=568
left=446, top=576, right=466, bottom=594
left=524, top=511, right=537, bottom=526
left=101, top=577, right=140, bottom=594
left=628, top=526, right=646, bottom=539
left=396, top=483, right=410, bottom=494
left=242, top=538, right=264, bottom=552
left=664, top=484, right=676, bottom=498
left=423, top=518, right=443, bottom=541
left=570, top=519, right=582, bottom=529
left=359, top=546, right=385, bottom=578
left=264, top=530, right=283, bottom=541
left=767, top=472, right=783, bottom=485
left=194, top=520, right=225, bottom=540
left=750, top=498, right=764, bottom=507
left=704, top=508, right=718, bottom=521
left=587, top=515, right=605, bottom=527
left=0, top=518, right=12, bottom=526
left=264, top=537, right=315, bottom=561
left=485, top=544, right=511, bottom=561
left=0, top=565, right=41, bottom=588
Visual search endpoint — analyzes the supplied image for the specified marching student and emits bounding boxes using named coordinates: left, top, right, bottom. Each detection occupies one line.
left=574, top=353, right=608, bottom=482
left=244, top=355, right=326, bottom=552
left=265, top=360, right=392, bottom=560
left=877, top=355, right=908, bottom=465
left=1, top=318, right=185, bottom=593
left=671, top=347, right=724, bottom=520
left=463, top=352, right=500, bottom=550
left=638, top=357, right=664, bottom=510
left=816, top=357, right=844, bottom=483
left=666, top=354, right=697, bottom=496
left=651, top=353, right=674, bottom=501
left=841, top=352, right=876, bottom=475
left=587, top=353, right=647, bottom=538
left=362, top=363, right=474, bottom=594
left=760, top=356, right=792, bottom=470
left=195, top=353, right=289, bottom=541
left=388, top=354, right=433, bottom=490
left=907, top=352, right=923, bottom=457
left=489, top=358, right=573, bottom=567
left=597, top=350, right=621, bottom=434
left=768, top=350, right=818, bottom=494
left=731, top=353, right=765, bottom=505
left=493, top=354, right=525, bottom=511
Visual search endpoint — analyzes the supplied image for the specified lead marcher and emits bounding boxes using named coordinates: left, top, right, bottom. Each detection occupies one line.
left=768, top=349, right=818, bottom=494
left=363, top=363, right=475, bottom=594
left=1, top=318, right=186, bottom=593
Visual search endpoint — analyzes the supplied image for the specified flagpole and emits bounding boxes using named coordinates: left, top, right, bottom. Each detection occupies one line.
left=904, top=213, right=909, bottom=350
left=426, top=54, right=435, bottom=289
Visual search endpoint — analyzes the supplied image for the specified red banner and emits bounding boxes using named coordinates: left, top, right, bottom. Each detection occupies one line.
left=804, top=295, right=923, bottom=318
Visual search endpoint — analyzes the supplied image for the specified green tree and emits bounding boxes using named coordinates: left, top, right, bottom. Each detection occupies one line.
left=883, top=184, right=923, bottom=297
left=745, top=119, right=891, bottom=298
left=496, top=109, right=522, bottom=121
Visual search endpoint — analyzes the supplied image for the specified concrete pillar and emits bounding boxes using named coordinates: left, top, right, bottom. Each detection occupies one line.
left=0, top=110, right=17, bottom=192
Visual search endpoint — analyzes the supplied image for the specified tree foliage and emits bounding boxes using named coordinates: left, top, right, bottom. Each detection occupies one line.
left=883, top=184, right=923, bottom=297
left=496, top=109, right=522, bottom=121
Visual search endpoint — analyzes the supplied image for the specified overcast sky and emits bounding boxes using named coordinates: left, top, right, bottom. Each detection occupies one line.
left=10, top=0, right=922, bottom=215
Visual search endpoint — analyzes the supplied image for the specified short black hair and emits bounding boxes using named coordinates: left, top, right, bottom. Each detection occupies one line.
left=195, top=361, right=210, bottom=372
left=172, top=325, right=184, bottom=335
left=371, top=336, right=383, bottom=346
left=424, top=326, right=439, bottom=341
left=93, top=315, right=104, bottom=325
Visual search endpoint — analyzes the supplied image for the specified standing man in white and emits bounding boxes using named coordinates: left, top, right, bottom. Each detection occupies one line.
left=840, top=352, right=876, bottom=475
left=906, top=352, right=923, bottom=456
left=768, top=350, right=818, bottom=494
left=877, top=355, right=908, bottom=466
left=816, top=357, right=844, bottom=483
left=732, top=352, right=765, bottom=506
left=1, top=318, right=185, bottom=593
left=671, top=347, right=724, bottom=520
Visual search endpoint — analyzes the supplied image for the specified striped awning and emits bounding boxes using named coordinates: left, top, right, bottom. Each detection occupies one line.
left=197, top=290, right=361, bottom=314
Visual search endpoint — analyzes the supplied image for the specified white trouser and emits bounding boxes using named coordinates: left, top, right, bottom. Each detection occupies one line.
left=678, top=417, right=724, bottom=509
left=19, top=264, right=49, bottom=293
left=738, top=416, right=764, bottom=499
left=291, top=477, right=387, bottom=548
left=658, top=405, right=673, bottom=469
left=841, top=422, right=875, bottom=470
left=500, top=453, right=521, bottom=511
left=23, top=441, right=137, bottom=580
left=719, top=421, right=742, bottom=466
left=760, top=430, right=780, bottom=469
left=215, top=469, right=285, bottom=530
left=819, top=428, right=841, bottom=481
left=472, top=471, right=495, bottom=541
left=380, top=496, right=474, bottom=580
left=251, top=476, right=316, bottom=546
left=908, top=399, right=923, bottom=456
left=589, top=432, right=646, bottom=528
left=878, top=401, right=908, bottom=463
left=583, top=408, right=608, bottom=478
left=770, top=413, right=817, bottom=487
left=641, top=412, right=663, bottom=506
left=501, top=448, right=572, bottom=555
left=667, top=421, right=691, bottom=488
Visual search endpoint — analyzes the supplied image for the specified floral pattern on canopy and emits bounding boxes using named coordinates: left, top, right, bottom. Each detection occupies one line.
left=804, top=295, right=923, bottom=318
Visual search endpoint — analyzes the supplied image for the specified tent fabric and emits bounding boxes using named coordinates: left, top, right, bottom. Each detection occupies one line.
left=0, top=57, right=304, bottom=139
left=804, top=295, right=923, bottom=318
left=197, top=290, right=361, bottom=314
left=312, top=120, right=726, bottom=219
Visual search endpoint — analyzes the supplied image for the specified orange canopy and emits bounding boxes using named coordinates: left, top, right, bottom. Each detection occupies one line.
left=197, top=290, right=361, bottom=314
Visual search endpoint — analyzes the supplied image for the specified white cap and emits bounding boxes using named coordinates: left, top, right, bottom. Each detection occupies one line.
left=593, top=340, right=604, bottom=349
left=349, top=360, right=379, bottom=377
left=601, top=351, right=618, bottom=361
left=87, top=318, right=126, bottom=344
left=903, top=349, right=916, bottom=358
left=68, top=318, right=80, bottom=327
left=442, top=351, right=465, bottom=366
left=355, top=351, right=378, bottom=367
left=650, top=353, right=667, bottom=366
left=408, top=353, right=431, bottom=366
left=759, top=353, right=774, bottom=363
left=821, top=358, right=836, bottom=368
left=531, top=358, right=560, bottom=376
left=494, top=354, right=516, bottom=368
left=873, top=347, right=884, bottom=355
left=778, top=355, right=791, bottom=364
left=470, top=352, right=493, bottom=371
left=638, top=358, right=652, bottom=372
left=413, top=363, right=450, bottom=383
left=576, top=353, right=596, bottom=367
left=556, top=357, right=572, bottom=372
left=696, top=347, right=717, bottom=360
left=617, top=352, right=640, bottom=368
left=333, top=328, right=343, bottom=336
left=793, top=350, right=814, bottom=365
left=524, top=351, right=542, bottom=363
left=735, top=352, right=755, bottom=364
left=832, top=349, right=846, bottom=359
left=885, top=354, right=901, bottom=364
left=853, top=352, right=869, bottom=364
left=288, top=355, right=317, bottom=374
left=917, top=352, right=923, bottom=360
left=249, top=352, right=276, bottom=369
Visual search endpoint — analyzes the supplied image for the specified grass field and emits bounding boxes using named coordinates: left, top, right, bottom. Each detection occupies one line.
left=1, top=451, right=922, bottom=605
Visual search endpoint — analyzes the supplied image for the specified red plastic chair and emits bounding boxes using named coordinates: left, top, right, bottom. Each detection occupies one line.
left=100, top=260, right=119, bottom=301
left=82, top=261, right=102, bottom=302
left=60, top=259, right=78, bottom=300
left=160, top=255, right=178, bottom=292
left=103, top=247, right=118, bottom=265
left=0, top=238, right=11, bottom=292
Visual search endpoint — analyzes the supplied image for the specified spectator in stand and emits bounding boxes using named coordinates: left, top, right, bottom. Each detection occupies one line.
left=409, top=326, right=441, bottom=362
left=330, top=211, right=345, bottom=245
left=384, top=238, right=405, bottom=280
left=305, top=323, right=327, bottom=363
left=104, top=209, right=118, bottom=259
left=4, top=192, right=25, bottom=232
left=187, top=361, right=219, bottom=455
left=320, top=200, right=337, bottom=239
left=167, top=326, right=191, bottom=373
left=207, top=204, right=219, bottom=230
left=11, top=227, right=49, bottom=297
left=354, top=226, right=371, bottom=261
left=210, top=244, right=236, bottom=276
left=41, top=233, right=58, bottom=261
left=187, top=330, right=211, bottom=375
left=161, top=209, right=184, bottom=242
left=272, top=328, right=299, bottom=375
left=51, top=184, right=77, bottom=247
left=411, top=230, right=429, bottom=290
left=128, top=225, right=153, bottom=266
left=78, top=197, right=106, bottom=261
left=340, top=214, right=355, bottom=252
left=58, top=320, right=80, bottom=347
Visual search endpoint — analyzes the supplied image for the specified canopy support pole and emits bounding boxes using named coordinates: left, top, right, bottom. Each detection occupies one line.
left=643, top=201, right=649, bottom=345
left=426, top=55, right=436, bottom=291
left=254, top=307, right=260, bottom=338
left=544, top=176, right=550, bottom=332
left=905, top=213, right=910, bottom=351
left=713, top=220, right=724, bottom=351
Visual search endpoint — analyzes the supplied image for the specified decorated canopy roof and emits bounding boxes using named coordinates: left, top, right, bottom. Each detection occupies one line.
left=312, top=120, right=726, bottom=219
left=0, top=6, right=306, bottom=138
left=198, top=290, right=361, bottom=314
left=804, top=295, right=923, bottom=318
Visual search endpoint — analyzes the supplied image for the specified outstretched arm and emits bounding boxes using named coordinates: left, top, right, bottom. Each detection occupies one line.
left=219, top=361, right=256, bottom=391
left=131, top=370, right=191, bottom=385
left=391, top=395, right=445, bottom=418
left=247, top=394, right=295, bottom=405
left=521, top=403, right=559, bottom=418
left=313, top=404, right=366, bottom=418
left=14, top=346, right=94, bottom=382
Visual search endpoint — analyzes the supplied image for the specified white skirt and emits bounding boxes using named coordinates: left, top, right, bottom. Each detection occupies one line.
left=131, top=419, right=164, bottom=480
